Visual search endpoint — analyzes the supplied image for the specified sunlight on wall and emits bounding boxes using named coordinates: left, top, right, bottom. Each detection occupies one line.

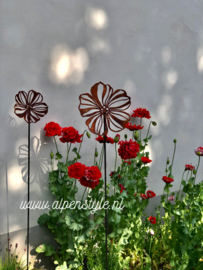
left=9, top=165, right=24, bottom=191
left=156, top=95, right=172, bottom=126
left=161, top=46, right=171, bottom=65
left=86, top=8, right=108, bottom=30
left=49, top=45, right=89, bottom=85
left=162, top=69, right=178, bottom=90
left=197, top=47, right=203, bottom=73
left=90, top=37, right=110, bottom=54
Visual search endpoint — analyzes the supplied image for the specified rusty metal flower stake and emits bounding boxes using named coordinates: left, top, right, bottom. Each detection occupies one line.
left=79, top=82, right=131, bottom=269
left=14, top=90, right=48, bottom=270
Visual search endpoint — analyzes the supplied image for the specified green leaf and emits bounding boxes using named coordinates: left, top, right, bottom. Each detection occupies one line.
left=173, top=209, right=181, bottom=215
left=38, top=214, right=50, bottom=226
left=72, top=147, right=81, bottom=160
left=45, top=245, right=55, bottom=256
left=55, top=152, right=63, bottom=160
left=56, top=262, right=68, bottom=270
left=57, top=162, right=67, bottom=173
left=69, top=222, right=84, bottom=231
left=36, top=244, right=46, bottom=253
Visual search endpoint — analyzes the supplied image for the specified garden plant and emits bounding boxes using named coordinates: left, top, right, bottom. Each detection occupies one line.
left=36, top=84, right=203, bottom=270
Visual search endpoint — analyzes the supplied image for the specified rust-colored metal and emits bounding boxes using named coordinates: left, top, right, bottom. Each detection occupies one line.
left=14, top=90, right=48, bottom=123
left=78, top=82, right=131, bottom=135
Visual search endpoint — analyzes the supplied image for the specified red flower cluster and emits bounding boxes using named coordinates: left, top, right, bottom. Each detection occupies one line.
left=60, top=127, right=83, bottom=143
left=148, top=216, right=156, bottom=224
left=118, top=139, right=140, bottom=160
left=79, top=166, right=102, bottom=189
left=131, top=108, right=151, bottom=119
left=44, top=121, right=62, bottom=137
left=119, top=184, right=126, bottom=193
left=146, top=190, right=156, bottom=198
left=96, top=135, right=114, bottom=144
left=185, top=164, right=195, bottom=171
left=162, top=176, right=174, bottom=184
left=125, top=123, right=144, bottom=131
left=68, top=162, right=86, bottom=179
left=141, top=157, right=152, bottom=164
left=68, top=163, right=102, bottom=189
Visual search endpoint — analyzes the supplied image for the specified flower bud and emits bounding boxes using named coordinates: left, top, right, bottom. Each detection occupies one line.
left=134, top=131, right=139, bottom=140
left=193, top=170, right=197, bottom=175
left=152, top=121, right=157, bottom=126
left=50, top=150, right=54, bottom=159
left=114, top=134, right=120, bottom=143
left=167, top=158, right=170, bottom=164
left=95, top=148, right=98, bottom=157
left=173, top=139, right=177, bottom=143
left=124, top=134, right=128, bottom=140
left=86, top=132, right=91, bottom=139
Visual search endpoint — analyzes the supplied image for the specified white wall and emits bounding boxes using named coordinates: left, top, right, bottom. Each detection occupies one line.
left=0, top=0, right=203, bottom=235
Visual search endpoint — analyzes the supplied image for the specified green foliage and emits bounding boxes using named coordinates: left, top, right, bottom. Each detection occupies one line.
left=37, top=121, right=203, bottom=269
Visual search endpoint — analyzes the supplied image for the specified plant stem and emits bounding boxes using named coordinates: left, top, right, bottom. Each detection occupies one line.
left=194, top=156, right=201, bottom=184
left=66, top=143, right=69, bottom=165
left=81, top=187, right=87, bottom=202
left=146, top=121, right=152, bottom=139
left=169, top=141, right=176, bottom=177
left=54, top=136, right=59, bottom=153
left=149, top=233, right=153, bottom=257
left=177, top=169, right=185, bottom=199
left=140, top=118, right=142, bottom=141
left=114, top=143, right=117, bottom=171
left=78, top=130, right=86, bottom=156
left=51, top=158, right=53, bottom=172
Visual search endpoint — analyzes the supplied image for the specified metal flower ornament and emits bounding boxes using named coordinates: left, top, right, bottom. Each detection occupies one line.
left=14, top=90, right=48, bottom=123
left=79, top=82, right=131, bottom=270
left=14, top=89, right=48, bottom=270
left=78, top=81, right=131, bottom=135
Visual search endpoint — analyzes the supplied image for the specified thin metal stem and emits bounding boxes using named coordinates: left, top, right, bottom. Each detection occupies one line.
left=27, top=123, right=30, bottom=270
left=103, top=116, right=108, bottom=270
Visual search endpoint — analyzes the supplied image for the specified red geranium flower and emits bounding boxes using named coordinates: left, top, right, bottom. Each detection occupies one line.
left=119, top=184, right=126, bottom=193
left=131, top=108, right=151, bottom=119
left=162, top=176, right=174, bottom=184
left=140, top=193, right=148, bottom=200
left=141, top=157, right=152, bottom=164
left=79, top=166, right=102, bottom=189
left=68, top=162, right=86, bottom=179
left=125, top=123, right=144, bottom=131
left=146, top=190, right=156, bottom=198
left=124, top=161, right=131, bottom=165
left=96, top=135, right=114, bottom=144
left=148, top=216, right=156, bottom=224
left=60, top=127, right=83, bottom=143
left=109, top=171, right=115, bottom=177
left=185, top=164, right=195, bottom=171
left=118, top=139, right=140, bottom=160
left=44, top=121, right=62, bottom=137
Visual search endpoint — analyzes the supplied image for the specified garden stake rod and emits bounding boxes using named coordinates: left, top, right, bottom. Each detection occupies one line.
left=103, top=114, right=108, bottom=270
left=14, top=90, right=48, bottom=270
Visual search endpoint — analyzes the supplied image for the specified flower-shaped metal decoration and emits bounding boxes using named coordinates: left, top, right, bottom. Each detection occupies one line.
left=78, top=82, right=131, bottom=135
left=14, top=90, right=48, bottom=123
